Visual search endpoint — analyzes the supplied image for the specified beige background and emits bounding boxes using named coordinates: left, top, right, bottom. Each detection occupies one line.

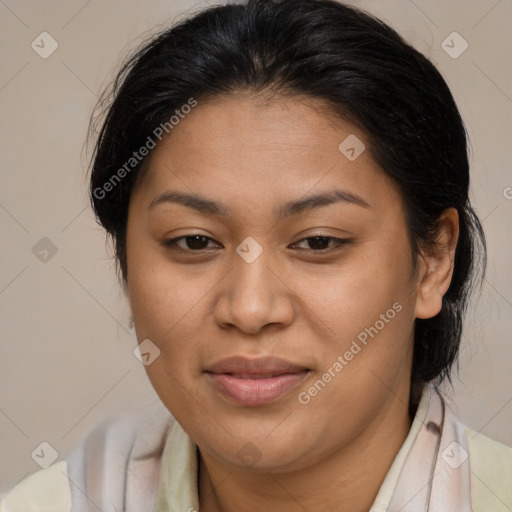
left=1, top=0, right=511, bottom=493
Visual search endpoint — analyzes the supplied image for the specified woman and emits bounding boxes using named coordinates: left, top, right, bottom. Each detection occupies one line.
left=1, top=0, right=511, bottom=510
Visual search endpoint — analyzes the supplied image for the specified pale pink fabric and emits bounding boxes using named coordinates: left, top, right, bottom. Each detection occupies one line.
left=63, top=384, right=472, bottom=511
left=387, top=385, right=472, bottom=511
left=66, top=400, right=173, bottom=512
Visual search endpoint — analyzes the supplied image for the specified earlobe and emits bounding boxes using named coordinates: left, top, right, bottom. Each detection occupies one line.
left=414, top=276, right=444, bottom=319
left=414, top=208, right=459, bottom=320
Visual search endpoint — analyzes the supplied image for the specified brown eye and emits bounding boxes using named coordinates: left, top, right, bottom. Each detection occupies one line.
left=161, top=234, right=351, bottom=256
left=291, top=236, right=351, bottom=252
left=162, top=235, right=219, bottom=252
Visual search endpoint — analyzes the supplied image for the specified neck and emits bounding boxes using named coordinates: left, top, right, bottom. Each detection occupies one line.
left=198, top=387, right=414, bottom=512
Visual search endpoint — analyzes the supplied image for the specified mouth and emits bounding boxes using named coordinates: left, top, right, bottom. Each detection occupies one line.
left=205, top=356, right=310, bottom=407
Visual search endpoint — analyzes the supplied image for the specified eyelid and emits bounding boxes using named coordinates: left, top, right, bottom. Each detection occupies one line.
left=162, top=234, right=219, bottom=251
left=291, top=235, right=351, bottom=251
left=161, top=233, right=352, bottom=254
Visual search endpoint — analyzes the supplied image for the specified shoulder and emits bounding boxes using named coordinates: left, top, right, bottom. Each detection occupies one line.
left=68, top=399, right=172, bottom=465
left=464, top=425, right=512, bottom=512
left=0, top=461, right=71, bottom=512
left=0, top=401, right=173, bottom=512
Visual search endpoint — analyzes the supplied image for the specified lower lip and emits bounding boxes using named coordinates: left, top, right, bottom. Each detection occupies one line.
left=207, top=371, right=309, bottom=406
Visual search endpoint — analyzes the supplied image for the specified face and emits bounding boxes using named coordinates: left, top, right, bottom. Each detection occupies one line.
left=125, top=93, right=421, bottom=472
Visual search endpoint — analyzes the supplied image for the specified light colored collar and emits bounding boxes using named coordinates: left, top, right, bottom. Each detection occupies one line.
left=153, top=383, right=470, bottom=511
left=369, top=382, right=431, bottom=511
left=153, top=415, right=199, bottom=512
left=387, top=384, right=472, bottom=511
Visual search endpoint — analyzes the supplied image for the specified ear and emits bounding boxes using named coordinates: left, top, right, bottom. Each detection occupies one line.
left=414, top=208, right=459, bottom=320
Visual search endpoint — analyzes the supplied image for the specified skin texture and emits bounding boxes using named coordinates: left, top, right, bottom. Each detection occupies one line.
left=125, top=93, right=459, bottom=512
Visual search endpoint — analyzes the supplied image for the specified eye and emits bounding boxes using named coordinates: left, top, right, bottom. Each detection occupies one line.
left=162, top=234, right=220, bottom=253
left=290, top=235, right=351, bottom=252
left=161, top=234, right=351, bottom=255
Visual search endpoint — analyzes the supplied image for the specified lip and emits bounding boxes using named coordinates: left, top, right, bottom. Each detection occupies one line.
left=205, top=356, right=310, bottom=406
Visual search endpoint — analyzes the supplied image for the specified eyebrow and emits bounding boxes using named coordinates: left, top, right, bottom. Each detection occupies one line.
left=148, top=188, right=370, bottom=220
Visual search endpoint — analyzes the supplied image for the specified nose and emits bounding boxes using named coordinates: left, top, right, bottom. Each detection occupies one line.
left=212, top=242, right=295, bottom=335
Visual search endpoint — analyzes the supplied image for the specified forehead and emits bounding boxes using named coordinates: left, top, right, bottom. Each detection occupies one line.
left=131, top=93, right=401, bottom=216
left=150, top=93, right=363, bottom=162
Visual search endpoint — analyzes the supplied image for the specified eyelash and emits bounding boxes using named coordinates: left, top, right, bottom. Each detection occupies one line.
left=161, top=234, right=351, bottom=255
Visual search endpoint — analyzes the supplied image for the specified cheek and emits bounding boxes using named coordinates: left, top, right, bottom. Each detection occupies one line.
left=316, top=245, right=413, bottom=333
left=127, top=257, right=206, bottom=412
left=127, top=252, right=223, bottom=403
left=127, top=230, right=415, bottom=346
left=307, top=240, right=416, bottom=388
left=127, top=239, right=199, bottom=331
left=318, top=284, right=413, bottom=385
